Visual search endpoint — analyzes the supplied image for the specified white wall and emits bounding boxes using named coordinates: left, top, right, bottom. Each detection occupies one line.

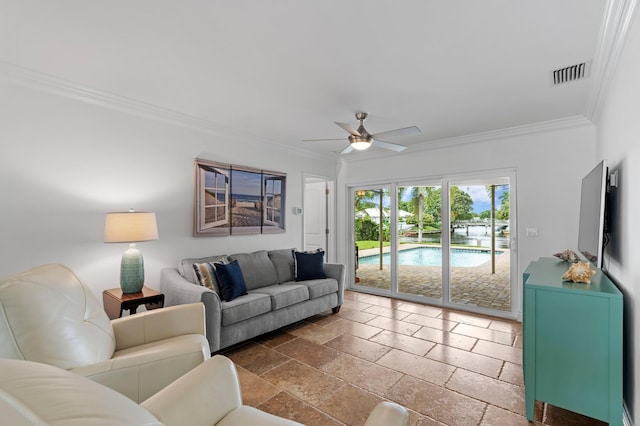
left=337, top=122, right=598, bottom=316
left=596, top=7, right=640, bottom=421
left=0, top=78, right=337, bottom=299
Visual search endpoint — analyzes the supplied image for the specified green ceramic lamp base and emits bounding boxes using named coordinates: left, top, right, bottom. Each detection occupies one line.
left=120, top=243, right=145, bottom=294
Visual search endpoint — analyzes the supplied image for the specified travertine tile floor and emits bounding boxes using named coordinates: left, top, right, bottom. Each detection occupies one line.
left=222, top=291, right=606, bottom=426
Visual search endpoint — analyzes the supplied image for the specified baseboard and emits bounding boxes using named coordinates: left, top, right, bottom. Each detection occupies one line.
left=624, top=401, right=633, bottom=426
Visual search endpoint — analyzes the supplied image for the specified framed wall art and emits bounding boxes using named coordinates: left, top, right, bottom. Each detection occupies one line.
left=194, top=159, right=286, bottom=236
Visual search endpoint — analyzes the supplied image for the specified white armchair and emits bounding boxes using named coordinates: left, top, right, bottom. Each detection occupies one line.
left=0, top=355, right=410, bottom=426
left=0, top=264, right=210, bottom=402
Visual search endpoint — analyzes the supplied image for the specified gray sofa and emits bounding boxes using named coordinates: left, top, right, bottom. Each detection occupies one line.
left=160, top=249, right=345, bottom=353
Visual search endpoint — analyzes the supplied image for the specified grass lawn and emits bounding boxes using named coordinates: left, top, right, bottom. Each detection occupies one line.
left=356, top=240, right=438, bottom=250
left=356, top=240, right=390, bottom=250
left=356, top=240, right=493, bottom=250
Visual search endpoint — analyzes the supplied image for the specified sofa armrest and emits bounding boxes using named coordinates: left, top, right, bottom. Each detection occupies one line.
left=141, top=355, right=242, bottom=426
left=112, top=303, right=206, bottom=351
left=160, top=268, right=223, bottom=353
left=324, top=263, right=345, bottom=306
left=0, top=359, right=162, bottom=425
left=160, top=267, right=211, bottom=305
left=364, top=401, right=409, bottom=426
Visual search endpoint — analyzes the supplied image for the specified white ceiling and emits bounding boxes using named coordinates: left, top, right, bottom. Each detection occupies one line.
left=1, top=1, right=615, bottom=158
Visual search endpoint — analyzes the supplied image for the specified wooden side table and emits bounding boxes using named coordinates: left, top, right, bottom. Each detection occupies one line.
left=102, top=286, right=165, bottom=320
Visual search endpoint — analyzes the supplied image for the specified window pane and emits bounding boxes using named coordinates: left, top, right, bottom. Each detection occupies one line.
left=448, top=183, right=511, bottom=312
left=354, top=187, right=391, bottom=292
left=397, top=185, right=442, bottom=300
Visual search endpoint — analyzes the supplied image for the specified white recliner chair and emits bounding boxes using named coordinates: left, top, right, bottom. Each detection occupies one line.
left=0, top=355, right=410, bottom=426
left=0, top=264, right=210, bottom=402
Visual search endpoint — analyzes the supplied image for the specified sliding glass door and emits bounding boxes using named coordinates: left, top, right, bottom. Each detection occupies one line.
left=448, top=179, right=511, bottom=312
left=396, top=184, right=443, bottom=301
left=351, top=172, right=516, bottom=317
left=353, top=186, right=391, bottom=292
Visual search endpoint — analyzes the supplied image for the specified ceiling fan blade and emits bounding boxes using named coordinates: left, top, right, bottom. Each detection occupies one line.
left=371, top=139, right=407, bottom=152
left=340, top=145, right=355, bottom=155
left=335, top=122, right=361, bottom=136
left=371, top=126, right=421, bottom=140
left=302, top=138, right=346, bottom=142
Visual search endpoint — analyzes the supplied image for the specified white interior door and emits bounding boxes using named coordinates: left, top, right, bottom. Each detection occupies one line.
left=304, top=179, right=328, bottom=255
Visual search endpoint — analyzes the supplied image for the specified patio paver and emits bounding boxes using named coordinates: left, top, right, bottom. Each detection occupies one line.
left=355, top=245, right=511, bottom=312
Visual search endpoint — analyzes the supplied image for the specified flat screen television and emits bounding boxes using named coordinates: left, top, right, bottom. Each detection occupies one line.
left=577, top=160, right=608, bottom=269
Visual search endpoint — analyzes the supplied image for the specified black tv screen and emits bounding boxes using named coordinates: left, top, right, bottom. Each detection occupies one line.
left=577, top=160, right=608, bottom=269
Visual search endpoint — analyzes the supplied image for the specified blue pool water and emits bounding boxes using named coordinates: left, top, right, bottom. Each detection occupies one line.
left=358, top=247, right=502, bottom=267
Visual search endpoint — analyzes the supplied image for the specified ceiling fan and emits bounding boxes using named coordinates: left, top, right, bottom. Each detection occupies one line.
left=304, top=112, right=421, bottom=154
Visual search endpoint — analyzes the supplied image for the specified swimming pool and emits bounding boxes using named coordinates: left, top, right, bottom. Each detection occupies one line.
left=358, top=246, right=502, bottom=268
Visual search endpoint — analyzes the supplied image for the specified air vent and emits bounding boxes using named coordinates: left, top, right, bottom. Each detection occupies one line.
left=553, top=61, right=590, bottom=85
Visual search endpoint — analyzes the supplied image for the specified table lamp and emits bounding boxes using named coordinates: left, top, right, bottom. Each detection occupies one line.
left=104, top=210, right=159, bottom=293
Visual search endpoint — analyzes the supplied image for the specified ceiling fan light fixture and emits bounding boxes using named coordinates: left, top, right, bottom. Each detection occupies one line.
left=304, top=112, right=415, bottom=154
left=349, top=135, right=372, bottom=150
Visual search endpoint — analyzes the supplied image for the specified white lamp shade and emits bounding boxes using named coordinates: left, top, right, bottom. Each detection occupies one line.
left=104, top=212, right=159, bottom=243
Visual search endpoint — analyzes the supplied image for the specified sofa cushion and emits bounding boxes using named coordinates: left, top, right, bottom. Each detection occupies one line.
left=221, top=293, right=272, bottom=326
left=268, top=248, right=295, bottom=283
left=291, top=278, right=339, bottom=300
left=214, top=260, right=248, bottom=302
left=179, top=255, right=229, bottom=284
left=293, top=250, right=326, bottom=281
left=229, top=250, right=279, bottom=290
left=251, top=284, right=310, bottom=310
left=192, top=262, right=218, bottom=292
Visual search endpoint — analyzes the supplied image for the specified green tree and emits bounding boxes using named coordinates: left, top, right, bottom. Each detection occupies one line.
left=398, top=200, right=411, bottom=212
left=479, top=210, right=491, bottom=220
left=354, top=190, right=378, bottom=214
left=424, top=187, right=442, bottom=225
left=407, top=187, right=427, bottom=242
left=450, top=186, right=474, bottom=222
left=496, top=190, right=510, bottom=220
left=483, top=185, right=509, bottom=221
left=355, top=217, right=379, bottom=240
left=400, top=186, right=442, bottom=242
left=403, top=186, right=443, bottom=227
left=354, top=189, right=389, bottom=243
left=401, top=185, right=474, bottom=227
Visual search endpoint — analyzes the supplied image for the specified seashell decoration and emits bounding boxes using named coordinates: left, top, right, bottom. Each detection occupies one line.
left=562, top=261, right=596, bottom=284
left=554, top=249, right=580, bottom=263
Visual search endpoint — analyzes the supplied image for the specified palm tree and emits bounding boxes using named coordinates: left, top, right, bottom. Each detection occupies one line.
left=354, top=190, right=379, bottom=216
left=403, top=187, right=428, bottom=243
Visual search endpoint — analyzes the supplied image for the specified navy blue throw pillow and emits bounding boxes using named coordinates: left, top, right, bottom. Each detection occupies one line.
left=293, top=250, right=326, bottom=281
left=213, top=260, right=248, bottom=302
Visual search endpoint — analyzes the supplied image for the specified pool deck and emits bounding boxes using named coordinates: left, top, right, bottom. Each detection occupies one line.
left=355, top=244, right=511, bottom=312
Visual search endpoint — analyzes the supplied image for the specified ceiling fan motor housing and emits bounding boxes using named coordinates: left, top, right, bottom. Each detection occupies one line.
left=354, top=112, right=371, bottom=138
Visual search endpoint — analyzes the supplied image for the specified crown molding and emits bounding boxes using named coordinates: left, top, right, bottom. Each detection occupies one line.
left=0, top=56, right=603, bottom=165
left=342, top=115, right=594, bottom=163
left=0, top=61, right=239, bottom=140
left=586, top=0, right=639, bottom=121
left=0, top=61, right=336, bottom=162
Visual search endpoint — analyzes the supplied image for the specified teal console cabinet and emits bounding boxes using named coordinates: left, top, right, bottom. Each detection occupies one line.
left=523, top=257, right=623, bottom=425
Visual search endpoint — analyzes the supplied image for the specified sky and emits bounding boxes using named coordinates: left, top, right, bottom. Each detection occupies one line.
left=382, top=185, right=508, bottom=214
left=465, top=185, right=506, bottom=213
left=231, top=169, right=262, bottom=196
